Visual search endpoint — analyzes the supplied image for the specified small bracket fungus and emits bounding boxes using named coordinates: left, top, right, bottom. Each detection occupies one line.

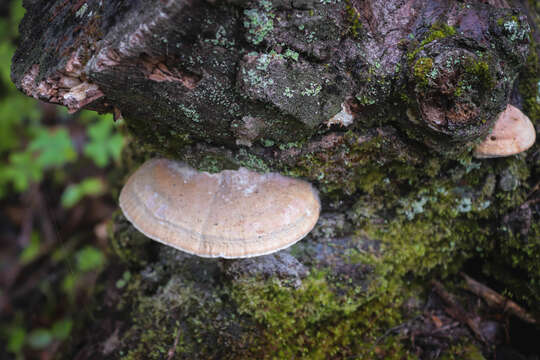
left=119, top=159, right=321, bottom=258
left=474, top=105, right=536, bottom=158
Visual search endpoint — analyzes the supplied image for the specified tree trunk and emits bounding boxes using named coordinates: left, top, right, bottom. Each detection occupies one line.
left=11, top=0, right=539, bottom=358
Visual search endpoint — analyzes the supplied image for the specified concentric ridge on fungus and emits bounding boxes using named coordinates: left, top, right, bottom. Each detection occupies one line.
left=119, top=158, right=321, bottom=258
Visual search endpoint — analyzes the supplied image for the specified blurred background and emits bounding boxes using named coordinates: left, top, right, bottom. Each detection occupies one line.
left=0, top=1, right=128, bottom=358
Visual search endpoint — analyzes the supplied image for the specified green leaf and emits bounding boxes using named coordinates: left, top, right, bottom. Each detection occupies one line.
left=27, top=328, right=52, bottom=349
left=4, top=151, right=43, bottom=192
left=29, top=128, right=77, bottom=168
left=0, top=96, right=40, bottom=154
left=10, top=0, right=25, bottom=37
left=61, top=273, right=78, bottom=295
left=0, top=42, right=14, bottom=87
left=51, top=319, right=72, bottom=340
left=84, top=116, right=124, bottom=167
left=61, top=178, right=104, bottom=208
left=116, top=271, right=131, bottom=288
left=0, top=20, right=9, bottom=44
left=76, top=246, right=105, bottom=272
left=6, top=327, right=26, bottom=354
left=19, top=232, right=41, bottom=264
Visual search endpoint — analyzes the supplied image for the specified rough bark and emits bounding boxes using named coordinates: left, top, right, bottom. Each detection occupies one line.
left=11, top=0, right=540, bottom=358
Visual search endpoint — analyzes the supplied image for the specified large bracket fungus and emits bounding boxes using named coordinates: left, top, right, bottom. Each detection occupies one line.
left=119, top=158, right=321, bottom=258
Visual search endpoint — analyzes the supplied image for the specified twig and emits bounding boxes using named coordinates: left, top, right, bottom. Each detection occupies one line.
left=167, top=326, right=182, bottom=360
left=431, top=280, right=487, bottom=343
left=525, top=180, right=539, bottom=200
left=17, top=184, right=38, bottom=247
left=35, top=188, right=57, bottom=244
left=374, top=315, right=423, bottom=344
left=461, top=273, right=537, bottom=324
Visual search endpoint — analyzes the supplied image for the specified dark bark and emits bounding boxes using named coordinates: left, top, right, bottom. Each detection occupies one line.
left=12, top=0, right=529, bottom=153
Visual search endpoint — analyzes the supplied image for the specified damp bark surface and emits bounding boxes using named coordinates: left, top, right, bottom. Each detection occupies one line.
left=10, top=0, right=540, bottom=358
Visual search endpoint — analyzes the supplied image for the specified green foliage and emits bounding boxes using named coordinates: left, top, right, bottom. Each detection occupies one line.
left=2, top=128, right=76, bottom=193
left=51, top=318, right=73, bottom=341
left=0, top=2, right=117, bottom=358
left=61, top=273, right=78, bottom=295
left=84, top=116, right=124, bottom=167
left=116, top=270, right=132, bottom=289
left=29, top=128, right=77, bottom=168
left=61, top=177, right=104, bottom=208
left=76, top=246, right=106, bottom=272
left=25, top=318, right=73, bottom=350
left=6, top=326, right=26, bottom=354
left=19, top=232, right=41, bottom=264
left=0, top=93, right=40, bottom=154
left=27, top=328, right=53, bottom=349
left=3, top=151, right=44, bottom=192
left=9, top=0, right=25, bottom=36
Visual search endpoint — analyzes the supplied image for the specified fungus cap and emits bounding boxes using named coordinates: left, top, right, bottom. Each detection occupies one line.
left=474, top=105, right=536, bottom=158
left=119, top=158, right=321, bottom=258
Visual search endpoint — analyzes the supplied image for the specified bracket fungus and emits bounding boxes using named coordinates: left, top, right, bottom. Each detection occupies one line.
left=474, top=105, right=536, bottom=159
left=119, top=159, right=321, bottom=258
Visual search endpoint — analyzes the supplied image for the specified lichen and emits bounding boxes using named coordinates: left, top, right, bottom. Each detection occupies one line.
left=243, top=1, right=275, bottom=45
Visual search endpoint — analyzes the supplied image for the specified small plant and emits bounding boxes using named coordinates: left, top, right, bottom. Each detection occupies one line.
left=84, top=115, right=124, bottom=167
left=61, top=177, right=105, bottom=208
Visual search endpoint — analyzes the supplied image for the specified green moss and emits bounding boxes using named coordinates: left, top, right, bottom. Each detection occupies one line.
left=440, top=343, right=486, bottom=360
left=109, top=212, right=153, bottom=268
left=116, top=258, right=257, bottom=360
left=413, top=57, right=434, bottom=87
left=283, top=130, right=418, bottom=196
left=407, top=23, right=456, bottom=62
left=518, top=35, right=540, bottom=122
left=463, top=59, right=495, bottom=92
left=232, top=271, right=411, bottom=359
left=234, top=148, right=270, bottom=172
left=195, top=153, right=238, bottom=173
left=478, top=215, right=540, bottom=313
left=345, top=0, right=363, bottom=39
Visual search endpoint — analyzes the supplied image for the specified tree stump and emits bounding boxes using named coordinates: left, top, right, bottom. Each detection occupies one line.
left=11, top=0, right=539, bottom=358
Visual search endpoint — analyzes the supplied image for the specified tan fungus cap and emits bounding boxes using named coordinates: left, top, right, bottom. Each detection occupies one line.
left=119, top=158, right=321, bottom=258
left=474, top=105, right=536, bottom=158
